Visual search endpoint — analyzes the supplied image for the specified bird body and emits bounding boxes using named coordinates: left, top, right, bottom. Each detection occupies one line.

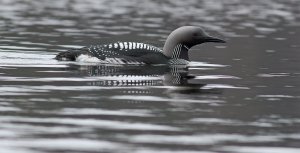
left=55, top=26, right=225, bottom=65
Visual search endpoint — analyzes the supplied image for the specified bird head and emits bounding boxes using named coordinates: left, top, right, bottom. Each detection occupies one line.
left=174, top=26, right=226, bottom=47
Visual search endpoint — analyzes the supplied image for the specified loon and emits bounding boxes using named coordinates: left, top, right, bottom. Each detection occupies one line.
left=55, top=26, right=225, bottom=65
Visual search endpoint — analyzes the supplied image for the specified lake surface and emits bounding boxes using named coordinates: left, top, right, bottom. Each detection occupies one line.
left=0, top=0, right=300, bottom=153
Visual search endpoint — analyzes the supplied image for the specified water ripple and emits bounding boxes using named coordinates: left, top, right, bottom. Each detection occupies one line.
left=0, top=116, right=180, bottom=131
left=44, top=108, right=154, bottom=117
left=125, top=134, right=281, bottom=145
left=0, top=138, right=124, bottom=153
left=221, top=146, right=300, bottom=153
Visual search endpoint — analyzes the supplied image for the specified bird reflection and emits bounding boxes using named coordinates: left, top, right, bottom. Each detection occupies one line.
left=68, top=64, right=222, bottom=95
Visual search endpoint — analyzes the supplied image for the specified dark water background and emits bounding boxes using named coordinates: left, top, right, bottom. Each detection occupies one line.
left=0, top=0, right=300, bottom=153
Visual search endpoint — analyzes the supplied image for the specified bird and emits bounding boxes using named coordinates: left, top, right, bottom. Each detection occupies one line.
left=55, top=26, right=226, bottom=65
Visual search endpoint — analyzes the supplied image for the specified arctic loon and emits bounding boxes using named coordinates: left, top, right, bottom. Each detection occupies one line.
left=55, top=26, right=226, bottom=65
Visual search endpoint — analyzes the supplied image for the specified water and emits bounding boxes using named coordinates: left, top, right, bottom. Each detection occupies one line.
left=0, top=0, right=300, bottom=152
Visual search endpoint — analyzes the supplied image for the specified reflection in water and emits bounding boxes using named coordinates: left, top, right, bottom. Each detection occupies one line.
left=68, top=64, right=224, bottom=97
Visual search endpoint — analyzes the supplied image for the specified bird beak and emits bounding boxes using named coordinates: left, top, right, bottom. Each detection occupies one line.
left=204, top=36, right=226, bottom=43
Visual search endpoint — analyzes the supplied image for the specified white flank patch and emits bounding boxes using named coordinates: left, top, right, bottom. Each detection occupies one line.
left=76, top=54, right=102, bottom=63
left=75, top=55, right=145, bottom=65
left=116, top=58, right=125, bottom=64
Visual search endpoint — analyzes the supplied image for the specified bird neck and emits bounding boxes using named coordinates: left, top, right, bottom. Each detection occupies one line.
left=163, top=41, right=190, bottom=60
left=162, top=31, right=191, bottom=60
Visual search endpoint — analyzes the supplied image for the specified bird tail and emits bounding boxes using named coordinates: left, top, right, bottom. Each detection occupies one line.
left=55, top=47, right=89, bottom=61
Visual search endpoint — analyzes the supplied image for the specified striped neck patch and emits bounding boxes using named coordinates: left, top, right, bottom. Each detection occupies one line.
left=171, top=44, right=190, bottom=59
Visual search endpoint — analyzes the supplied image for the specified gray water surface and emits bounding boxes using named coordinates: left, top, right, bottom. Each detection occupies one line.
left=0, top=0, right=300, bottom=153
